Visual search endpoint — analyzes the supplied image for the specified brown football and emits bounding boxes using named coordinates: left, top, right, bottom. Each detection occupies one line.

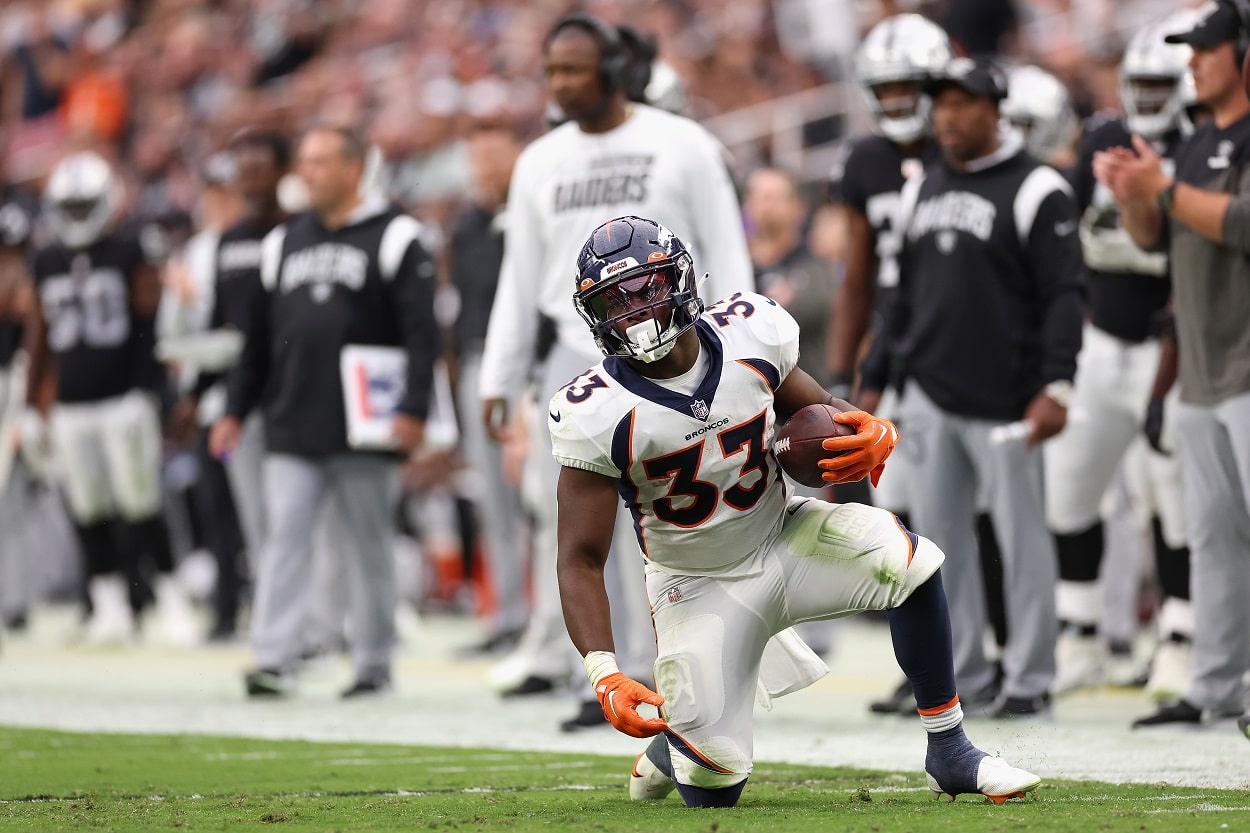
left=773, top=404, right=857, bottom=488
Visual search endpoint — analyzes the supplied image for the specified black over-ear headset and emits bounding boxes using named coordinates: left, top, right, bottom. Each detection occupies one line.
left=1225, top=0, right=1250, bottom=65
left=617, top=25, right=658, bottom=103
left=546, top=14, right=628, bottom=98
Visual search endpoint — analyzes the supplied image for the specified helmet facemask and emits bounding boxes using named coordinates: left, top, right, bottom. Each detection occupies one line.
left=866, top=80, right=929, bottom=144
left=44, top=152, right=122, bottom=250
left=1123, top=76, right=1187, bottom=139
left=575, top=252, right=702, bottom=363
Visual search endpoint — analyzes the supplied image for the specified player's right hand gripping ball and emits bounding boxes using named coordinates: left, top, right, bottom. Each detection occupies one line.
left=595, top=673, right=668, bottom=738
left=773, top=403, right=858, bottom=488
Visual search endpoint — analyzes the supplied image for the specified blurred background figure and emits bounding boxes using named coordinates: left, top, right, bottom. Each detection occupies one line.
left=1045, top=11, right=1199, bottom=702
left=0, top=180, right=38, bottom=637
left=745, top=167, right=834, bottom=389
left=28, top=150, right=197, bottom=647
left=449, top=124, right=528, bottom=656
left=1001, top=64, right=1080, bottom=168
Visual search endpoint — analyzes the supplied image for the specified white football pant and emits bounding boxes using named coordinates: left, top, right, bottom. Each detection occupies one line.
left=49, top=390, right=163, bottom=524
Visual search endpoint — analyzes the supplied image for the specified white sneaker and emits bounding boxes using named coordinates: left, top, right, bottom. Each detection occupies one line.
left=1053, top=631, right=1106, bottom=695
left=83, top=574, right=136, bottom=645
left=629, top=751, right=674, bottom=800
left=152, top=574, right=200, bottom=647
left=1146, top=640, right=1192, bottom=703
left=926, top=755, right=1041, bottom=804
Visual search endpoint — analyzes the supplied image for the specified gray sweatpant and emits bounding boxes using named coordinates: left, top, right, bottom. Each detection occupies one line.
left=0, top=459, right=35, bottom=622
left=250, top=452, right=399, bottom=679
left=225, top=414, right=267, bottom=576
left=458, top=349, right=528, bottom=634
left=899, top=383, right=1058, bottom=699
left=1173, top=391, right=1250, bottom=714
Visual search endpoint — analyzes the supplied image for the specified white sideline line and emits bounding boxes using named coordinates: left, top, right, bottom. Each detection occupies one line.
left=0, top=785, right=619, bottom=805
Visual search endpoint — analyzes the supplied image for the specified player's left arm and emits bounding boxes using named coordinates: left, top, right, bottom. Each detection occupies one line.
left=556, top=464, right=667, bottom=738
left=1202, top=151, right=1250, bottom=251
left=130, top=262, right=162, bottom=318
left=1025, top=184, right=1086, bottom=446
left=21, top=276, right=55, bottom=416
left=686, top=134, right=754, bottom=298
left=388, top=226, right=440, bottom=455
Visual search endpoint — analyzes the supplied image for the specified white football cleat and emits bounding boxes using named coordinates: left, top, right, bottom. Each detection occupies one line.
left=1146, top=640, right=1192, bottom=703
left=629, top=751, right=674, bottom=800
left=83, top=574, right=136, bottom=646
left=927, top=755, right=1041, bottom=804
left=152, top=574, right=201, bottom=648
left=1053, top=631, right=1107, bottom=695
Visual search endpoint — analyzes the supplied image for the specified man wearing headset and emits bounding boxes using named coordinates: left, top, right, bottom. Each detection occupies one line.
left=477, top=14, right=754, bottom=730
left=1095, top=0, right=1250, bottom=734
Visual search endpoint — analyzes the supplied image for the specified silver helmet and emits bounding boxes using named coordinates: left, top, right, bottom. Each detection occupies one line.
left=645, top=61, right=690, bottom=117
left=43, top=151, right=122, bottom=249
left=1001, top=64, right=1078, bottom=163
left=854, top=14, right=953, bottom=144
left=1120, top=11, right=1200, bottom=140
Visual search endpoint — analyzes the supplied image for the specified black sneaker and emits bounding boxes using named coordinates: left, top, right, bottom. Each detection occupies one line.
left=1132, top=699, right=1201, bottom=728
left=456, top=627, right=525, bottom=658
left=244, top=668, right=295, bottom=697
left=559, top=699, right=609, bottom=732
left=500, top=675, right=558, bottom=698
left=1128, top=699, right=1245, bottom=729
left=985, top=692, right=1051, bottom=719
left=869, top=678, right=916, bottom=714
left=341, top=676, right=392, bottom=699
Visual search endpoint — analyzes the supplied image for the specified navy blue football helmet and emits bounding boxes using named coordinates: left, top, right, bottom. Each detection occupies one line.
left=574, top=216, right=704, bottom=363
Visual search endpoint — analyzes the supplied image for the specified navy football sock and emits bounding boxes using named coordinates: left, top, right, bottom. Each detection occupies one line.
left=674, top=779, right=746, bottom=808
left=885, top=570, right=957, bottom=713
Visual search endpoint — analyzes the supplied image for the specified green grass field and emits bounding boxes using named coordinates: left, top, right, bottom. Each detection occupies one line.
left=2, top=727, right=1247, bottom=833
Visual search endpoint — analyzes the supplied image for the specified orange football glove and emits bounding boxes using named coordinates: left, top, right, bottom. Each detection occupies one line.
left=595, top=672, right=668, bottom=738
left=818, top=410, right=899, bottom=487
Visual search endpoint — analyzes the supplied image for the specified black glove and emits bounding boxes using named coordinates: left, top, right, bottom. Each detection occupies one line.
left=1143, top=396, right=1168, bottom=455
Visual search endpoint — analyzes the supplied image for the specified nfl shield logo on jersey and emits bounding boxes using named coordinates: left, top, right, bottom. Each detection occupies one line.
left=667, top=586, right=682, bottom=603
left=690, top=399, right=709, bottom=421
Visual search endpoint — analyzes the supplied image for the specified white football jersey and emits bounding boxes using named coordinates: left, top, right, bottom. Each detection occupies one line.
left=550, top=292, right=800, bottom=577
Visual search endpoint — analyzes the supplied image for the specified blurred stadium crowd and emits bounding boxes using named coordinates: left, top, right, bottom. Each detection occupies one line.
left=0, top=0, right=1244, bottom=738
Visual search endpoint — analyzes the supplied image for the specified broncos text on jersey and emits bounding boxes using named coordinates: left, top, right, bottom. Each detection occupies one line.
left=550, top=292, right=800, bottom=578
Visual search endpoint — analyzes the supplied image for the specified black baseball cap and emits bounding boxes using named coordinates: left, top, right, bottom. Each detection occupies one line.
left=1164, top=2, right=1242, bottom=48
left=921, top=56, right=1009, bottom=103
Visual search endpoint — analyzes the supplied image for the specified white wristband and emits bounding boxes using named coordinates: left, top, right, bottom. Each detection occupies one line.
left=582, top=650, right=620, bottom=688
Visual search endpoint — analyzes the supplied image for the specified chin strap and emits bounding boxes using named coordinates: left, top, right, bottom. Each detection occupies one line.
left=625, top=319, right=676, bottom=363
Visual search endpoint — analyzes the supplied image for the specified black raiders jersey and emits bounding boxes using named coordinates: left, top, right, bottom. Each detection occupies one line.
left=0, top=318, right=21, bottom=369
left=0, top=189, right=35, bottom=369
left=214, top=218, right=272, bottom=333
left=1072, top=114, right=1180, bottom=343
left=829, top=133, right=937, bottom=293
left=31, top=234, right=153, bottom=403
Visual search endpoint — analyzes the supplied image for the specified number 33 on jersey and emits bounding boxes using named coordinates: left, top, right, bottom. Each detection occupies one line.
left=550, top=291, right=800, bottom=577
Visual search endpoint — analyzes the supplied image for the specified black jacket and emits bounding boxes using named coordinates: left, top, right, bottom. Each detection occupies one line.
left=868, top=131, right=1085, bottom=420
left=226, top=198, right=439, bottom=458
